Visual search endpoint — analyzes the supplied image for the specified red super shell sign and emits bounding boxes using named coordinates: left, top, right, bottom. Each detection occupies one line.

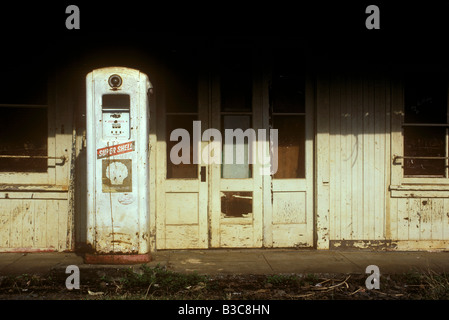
left=97, top=141, right=135, bottom=159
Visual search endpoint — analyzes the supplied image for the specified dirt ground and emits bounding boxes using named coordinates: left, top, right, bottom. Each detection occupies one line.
left=0, top=264, right=448, bottom=300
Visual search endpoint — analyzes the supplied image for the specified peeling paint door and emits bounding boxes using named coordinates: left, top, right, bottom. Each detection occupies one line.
left=155, top=45, right=314, bottom=249
left=208, top=47, right=264, bottom=248
left=262, top=48, right=314, bottom=248
left=155, top=53, right=209, bottom=249
left=267, top=70, right=314, bottom=248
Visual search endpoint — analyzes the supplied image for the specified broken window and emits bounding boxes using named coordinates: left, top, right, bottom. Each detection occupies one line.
left=270, top=48, right=306, bottom=179
left=221, top=191, right=253, bottom=218
left=403, top=71, right=448, bottom=177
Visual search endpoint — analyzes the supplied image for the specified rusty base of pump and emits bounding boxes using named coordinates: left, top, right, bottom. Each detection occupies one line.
left=84, top=253, right=151, bottom=265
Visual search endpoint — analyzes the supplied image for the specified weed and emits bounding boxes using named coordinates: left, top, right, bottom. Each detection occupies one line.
left=119, top=264, right=208, bottom=294
left=266, top=274, right=300, bottom=286
left=302, top=273, right=320, bottom=285
left=402, top=271, right=423, bottom=286
left=421, top=271, right=449, bottom=299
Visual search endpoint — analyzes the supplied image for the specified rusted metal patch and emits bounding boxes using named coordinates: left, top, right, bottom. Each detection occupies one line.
left=84, top=253, right=151, bottom=265
left=0, top=247, right=56, bottom=253
left=330, top=240, right=398, bottom=251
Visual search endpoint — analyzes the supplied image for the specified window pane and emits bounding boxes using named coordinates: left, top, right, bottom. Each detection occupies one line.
left=0, top=107, right=47, bottom=172
left=221, top=115, right=252, bottom=178
left=404, top=72, right=447, bottom=124
left=220, top=48, right=252, bottom=112
left=273, top=115, right=305, bottom=179
left=221, top=191, right=252, bottom=218
left=166, top=115, right=197, bottom=179
left=0, top=64, right=47, bottom=105
left=404, top=126, right=446, bottom=177
left=166, top=50, right=198, bottom=113
left=271, top=48, right=305, bottom=113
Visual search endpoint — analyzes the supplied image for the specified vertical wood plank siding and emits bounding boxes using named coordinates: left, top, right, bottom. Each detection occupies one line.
left=320, top=68, right=449, bottom=249
left=0, top=199, right=69, bottom=251
left=326, top=69, right=389, bottom=241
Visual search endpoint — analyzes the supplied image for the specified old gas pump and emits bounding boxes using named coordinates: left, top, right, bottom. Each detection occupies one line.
left=85, top=67, right=152, bottom=263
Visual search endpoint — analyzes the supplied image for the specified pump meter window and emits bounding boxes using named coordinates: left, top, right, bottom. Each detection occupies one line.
left=102, top=94, right=130, bottom=140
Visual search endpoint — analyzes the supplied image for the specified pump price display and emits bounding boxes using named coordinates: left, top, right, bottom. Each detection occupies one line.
left=97, top=141, right=135, bottom=159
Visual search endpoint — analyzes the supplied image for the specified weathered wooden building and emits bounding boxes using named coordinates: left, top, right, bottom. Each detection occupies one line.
left=1, top=3, right=449, bottom=254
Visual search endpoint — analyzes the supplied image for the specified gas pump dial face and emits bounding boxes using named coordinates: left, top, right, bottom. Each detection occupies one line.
left=103, top=112, right=130, bottom=139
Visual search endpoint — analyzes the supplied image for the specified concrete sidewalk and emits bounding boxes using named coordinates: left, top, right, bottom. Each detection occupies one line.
left=1, top=249, right=449, bottom=276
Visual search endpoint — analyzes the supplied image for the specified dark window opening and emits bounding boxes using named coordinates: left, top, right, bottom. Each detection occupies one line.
left=270, top=48, right=306, bottom=179
left=0, top=61, right=49, bottom=173
left=166, top=115, right=197, bottom=179
left=404, top=127, right=446, bottom=177
left=403, top=71, right=448, bottom=177
left=0, top=66, right=47, bottom=106
left=165, top=49, right=199, bottom=113
left=271, top=48, right=305, bottom=114
left=165, top=48, right=199, bottom=179
left=0, top=107, right=48, bottom=172
left=272, top=115, right=305, bottom=179
left=404, top=72, right=447, bottom=124
left=220, top=48, right=252, bottom=112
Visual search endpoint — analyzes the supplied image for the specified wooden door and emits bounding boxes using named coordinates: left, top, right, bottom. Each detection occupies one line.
left=155, top=50, right=209, bottom=249
left=155, top=44, right=314, bottom=249
left=265, top=48, right=314, bottom=248
left=208, top=46, right=264, bottom=248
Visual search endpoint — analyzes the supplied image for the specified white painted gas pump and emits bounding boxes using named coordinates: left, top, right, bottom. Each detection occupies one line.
left=85, top=67, right=152, bottom=263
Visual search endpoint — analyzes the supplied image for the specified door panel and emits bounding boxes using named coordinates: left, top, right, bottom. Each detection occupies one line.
left=163, top=179, right=208, bottom=249
left=165, top=192, right=199, bottom=225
